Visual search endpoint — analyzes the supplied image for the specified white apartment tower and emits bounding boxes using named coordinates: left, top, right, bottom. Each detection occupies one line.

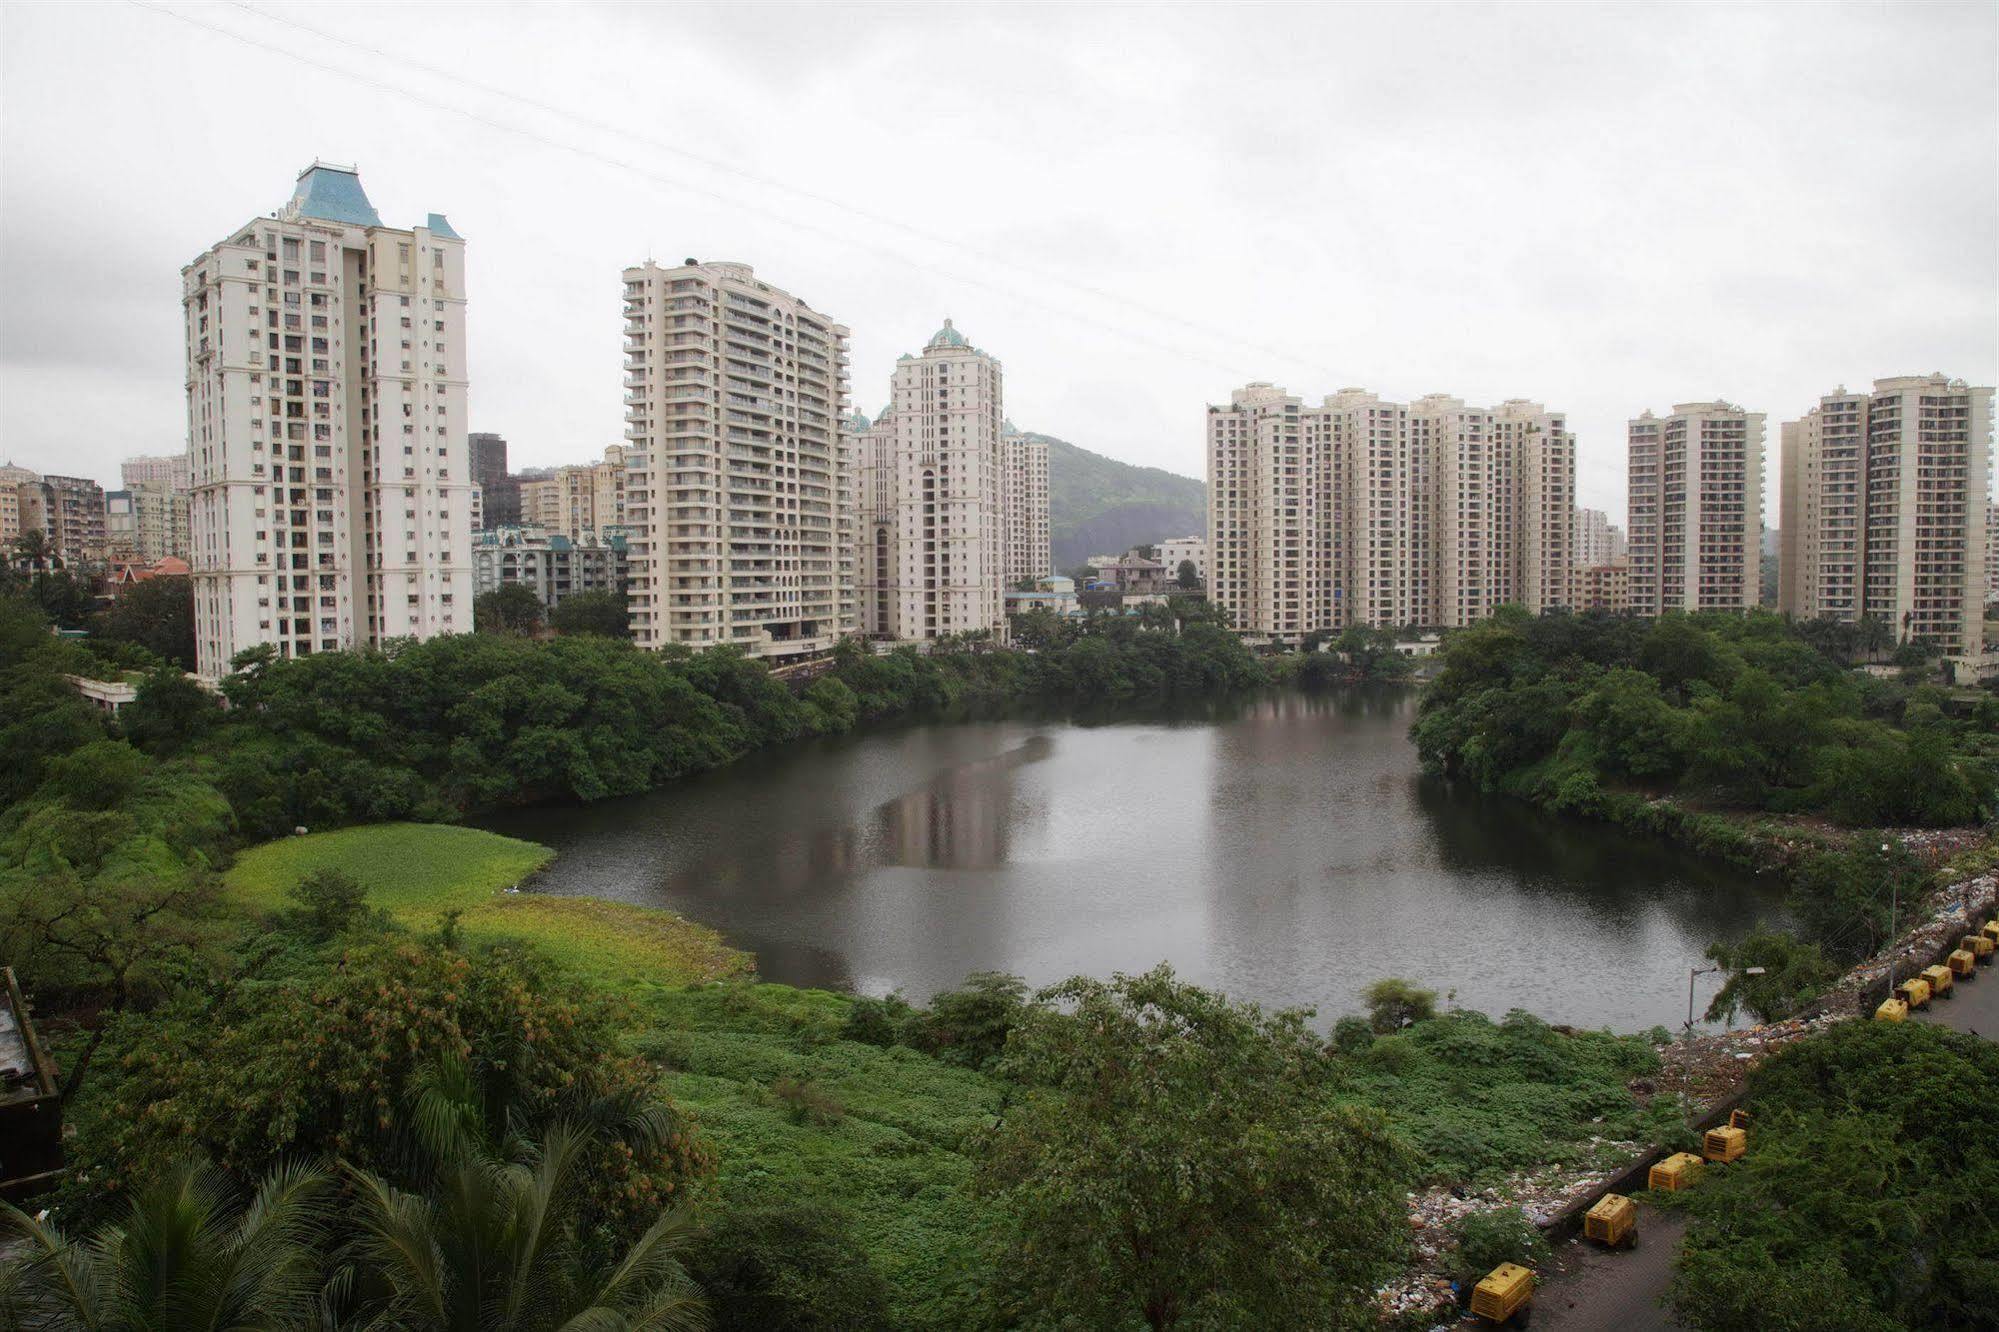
left=621, top=260, right=851, bottom=657
left=183, top=163, right=472, bottom=680
left=1000, top=422, right=1052, bottom=586
left=1206, top=384, right=1574, bottom=640
left=1627, top=402, right=1764, bottom=616
left=1573, top=507, right=1624, bottom=569
left=856, top=321, right=1009, bottom=640
left=1780, top=375, right=1992, bottom=657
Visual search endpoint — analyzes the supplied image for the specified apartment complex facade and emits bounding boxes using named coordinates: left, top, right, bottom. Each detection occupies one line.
left=106, top=485, right=190, bottom=563
left=17, top=475, right=108, bottom=565
left=1575, top=561, right=1630, bottom=613
left=855, top=321, right=1009, bottom=640
left=622, top=259, right=851, bottom=657
left=1627, top=402, right=1764, bottom=616
left=1779, top=375, right=1992, bottom=657
left=1157, top=535, right=1207, bottom=582
left=999, top=422, right=1052, bottom=588
left=517, top=445, right=628, bottom=543
left=0, top=463, right=39, bottom=545
left=182, top=163, right=473, bottom=679
left=472, top=526, right=628, bottom=610
left=1206, top=383, right=1575, bottom=640
left=120, top=453, right=191, bottom=493
left=1573, top=507, right=1625, bottom=568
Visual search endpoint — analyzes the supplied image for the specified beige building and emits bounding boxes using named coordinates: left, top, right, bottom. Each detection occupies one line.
left=856, top=320, right=1009, bottom=640
left=1000, top=421, right=1051, bottom=587
left=121, top=453, right=191, bottom=493
left=1780, top=375, right=1992, bottom=657
left=622, top=259, right=851, bottom=657
left=17, top=475, right=107, bottom=565
left=516, top=446, right=627, bottom=543
left=1988, top=501, right=1998, bottom=611
left=1627, top=401, right=1764, bottom=616
left=1575, top=561, right=1630, bottom=613
left=183, top=163, right=473, bottom=679
left=1206, top=383, right=1575, bottom=640
left=106, top=485, right=190, bottom=564
left=0, top=463, right=37, bottom=545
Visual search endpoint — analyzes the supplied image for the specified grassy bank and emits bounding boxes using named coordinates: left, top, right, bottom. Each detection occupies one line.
left=224, top=823, right=750, bottom=989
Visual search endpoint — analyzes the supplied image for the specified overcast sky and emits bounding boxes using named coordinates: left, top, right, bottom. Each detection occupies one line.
left=2, top=2, right=1994, bottom=525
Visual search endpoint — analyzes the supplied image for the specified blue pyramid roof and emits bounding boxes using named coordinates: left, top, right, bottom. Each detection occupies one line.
left=426, top=213, right=461, bottom=240
left=289, top=162, right=381, bottom=227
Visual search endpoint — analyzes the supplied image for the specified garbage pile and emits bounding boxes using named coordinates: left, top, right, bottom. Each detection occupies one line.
left=1821, top=870, right=1996, bottom=1017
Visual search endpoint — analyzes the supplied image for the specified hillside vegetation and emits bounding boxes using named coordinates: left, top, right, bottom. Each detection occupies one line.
left=1035, top=430, right=1205, bottom=568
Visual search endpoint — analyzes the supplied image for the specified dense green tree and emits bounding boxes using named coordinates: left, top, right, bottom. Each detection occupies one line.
left=977, top=966, right=1412, bottom=1331
left=69, top=939, right=711, bottom=1233
left=95, top=575, right=196, bottom=668
left=1666, top=1021, right=1999, bottom=1329
left=0, top=1159, right=332, bottom=1331
left=1175, top=559, right=1199, bottom=590
left=1702, top=929, right=1836, bottom=1024
left=118, top=663, right=221, bottom=754
left=1361, top=977, right=1437, bottom=1033
left=549, top=589, right=632, bottom=639
left=476, top=583, right=545, bottom=635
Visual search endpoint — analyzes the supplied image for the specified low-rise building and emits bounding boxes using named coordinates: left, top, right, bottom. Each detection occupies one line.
left=1155, top=536, right=1207, bottom=583
left=472, top=527, right=628, bottom=611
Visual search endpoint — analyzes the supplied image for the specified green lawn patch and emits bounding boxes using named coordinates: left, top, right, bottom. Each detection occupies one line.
left=224, top=823, right=749, bottom=988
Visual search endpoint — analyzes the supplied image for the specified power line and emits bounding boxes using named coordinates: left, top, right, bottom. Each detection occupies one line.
left=222, top=0, right=1333, bottom=383
left=127, top=0, right=1313, bottom=392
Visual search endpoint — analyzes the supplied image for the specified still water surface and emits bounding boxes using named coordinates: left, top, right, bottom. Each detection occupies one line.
left=490, top=689, right=1787, bottom=1031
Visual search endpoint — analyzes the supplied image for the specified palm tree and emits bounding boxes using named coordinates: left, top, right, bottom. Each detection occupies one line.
left=342, top=1122, right=707, bottom=1332
left=0, top=1159, right=331, bottom=1330
left=12, top=528, right=52, bottom=574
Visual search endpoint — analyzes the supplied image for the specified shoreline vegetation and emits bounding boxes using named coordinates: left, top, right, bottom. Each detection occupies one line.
left=6, top=591, right=1996, bottom=1329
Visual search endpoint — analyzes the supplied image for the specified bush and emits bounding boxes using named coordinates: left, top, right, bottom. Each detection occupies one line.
left=1447, top=1207, right=1551, bottom=1288
left=840, top=993, right=915, bottom=1048
left=911, top=971, right=1028, bottom=1071
left=687, top=1186, right=893, bottom=1331
left=1362, top=977, right=1438, bottom=1033
left=770, top=1076, right=844, bottom=1127
left=285, top=867, right=371, bottom=941
left=1331, top=1014, right=1374, bottom=1055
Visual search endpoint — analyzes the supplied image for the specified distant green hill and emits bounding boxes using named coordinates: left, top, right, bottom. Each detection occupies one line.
left=1025, top=431, right=1205, bottom=570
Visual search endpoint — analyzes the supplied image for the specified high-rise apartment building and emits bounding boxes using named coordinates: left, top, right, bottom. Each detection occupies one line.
left=183, top=162, right=472, bottom=679
left=1780, top=375, right=1992, bottom=656
left=17, top=475, right=107, bottom=565
left=1627, top=401, right=1764, bottom=616
left=1573, top=507, right=1624, bottom=569
left=121, top=454, right=191, bottom=493
left=856, top=320, right=1009, bottom=640
left=0, top=463, right=37, bottom=544
left=468, top=432, right=517, bottom=529
left=622, top=259, right=851, bottom=657
left=1000, top=422, right=1051, bottom=587
left=1206, top=383, right=1575, bottom=640
left=1988, top=501, right=1998, bottom=610
left=516, top=446, right=628, bottom=543
left=107, top=483, right=191, bottom=563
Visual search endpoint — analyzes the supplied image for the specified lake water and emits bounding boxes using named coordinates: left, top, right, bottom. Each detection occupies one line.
left=486, top=688, right=1788, bottom=1032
